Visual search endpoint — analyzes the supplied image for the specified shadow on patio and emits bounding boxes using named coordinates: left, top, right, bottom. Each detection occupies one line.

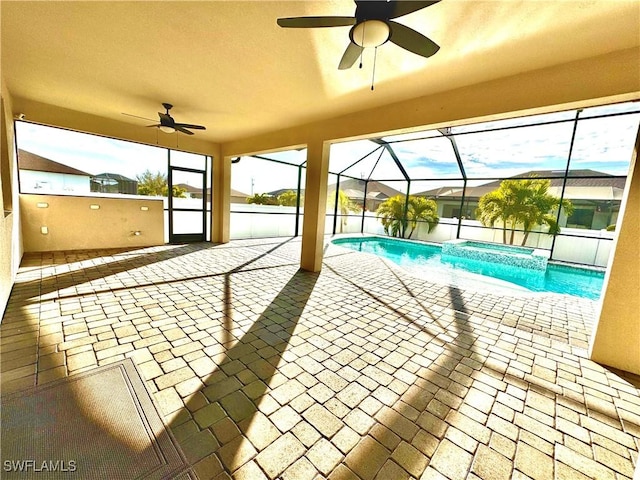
left=3, top=238, right=639, bottom=479
left=1, top=238, right=307, bottom=479
left=174, top=268, right=319, bottom=477
left=319, top=257, right=485, bottom=479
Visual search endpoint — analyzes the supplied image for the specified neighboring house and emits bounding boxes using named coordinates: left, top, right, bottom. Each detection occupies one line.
left=91, top=173, right=138, bottom=195
left=327, top=178, right=405, bottom=211
left=266, top=188, right=304, bottom=198
left=175, top=183, right=206, bottom=200
left=415, top=169, right=627, bottom=230
left=18, top=149, right=91, bottom=193
left=231, top=188, right=249, bottom=204
left=268, top=179, right=406, bottom=211
left=175, top=184, right=249, bottom=203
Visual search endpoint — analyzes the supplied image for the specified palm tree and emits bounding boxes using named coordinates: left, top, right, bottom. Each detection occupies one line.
left=326, top=190, right=360, bottom=232
left=376, top=195, right=439, bottom=239
left=407, top=196, right=440, bottom=238
left=476, top=178, right=573, bottom=246
left=335, top=190, right=359, bottom=232
left=377, top=195, right=406, bottom=237
left=475, top=185, right=518, bottom=244
left=277, top=190, right=300, bottom=206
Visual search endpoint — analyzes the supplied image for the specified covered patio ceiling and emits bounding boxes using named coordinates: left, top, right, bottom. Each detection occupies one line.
left=1, top=1, right=639, bottom=144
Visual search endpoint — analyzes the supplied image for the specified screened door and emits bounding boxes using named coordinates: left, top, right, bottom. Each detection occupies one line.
left=168, top=166, right=206, bottom=243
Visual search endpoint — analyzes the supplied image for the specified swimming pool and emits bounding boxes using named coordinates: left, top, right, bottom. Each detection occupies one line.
left=332, top=236, right=605, bottom=300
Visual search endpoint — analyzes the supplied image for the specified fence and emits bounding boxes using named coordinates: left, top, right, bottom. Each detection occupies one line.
left=233, top=208, right=614, bottom=267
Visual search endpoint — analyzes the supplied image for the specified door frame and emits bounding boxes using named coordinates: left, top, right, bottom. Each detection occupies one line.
left=168, top=165, right=207, bottom=243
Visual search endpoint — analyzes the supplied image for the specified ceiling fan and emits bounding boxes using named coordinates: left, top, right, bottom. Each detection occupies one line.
left=124, top=103, right=206, bottom=135
left=277, top=0, right=441, bottom=71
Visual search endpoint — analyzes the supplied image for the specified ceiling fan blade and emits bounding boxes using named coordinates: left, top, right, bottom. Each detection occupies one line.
left=389, top=21, right=440, bottom=58
left=338, top=41, right=364, bottom=70
left=122, top=112, right=156, bottom=122
left=389, top=0, right=441, bottom=19
left=145, top=124, right=161, bottom=128
left=158, top=112, right=176, bottom=128
left=277, top=16, right=355, bottom=28
left=174, top=126, right=195, bottom=135
left=175, top=123, right=206, bottom=130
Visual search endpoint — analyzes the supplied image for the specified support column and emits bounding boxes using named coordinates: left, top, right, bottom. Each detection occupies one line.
left=301, top=139, right=330, bottom=272
left=212, top=148, right=230, bottom=243
left=589, top=127, right=640, bottom=375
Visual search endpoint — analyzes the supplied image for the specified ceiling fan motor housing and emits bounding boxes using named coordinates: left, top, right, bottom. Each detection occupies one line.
left=352, top=1, right=392, bottom=47
left=354, top=1, right=394, bottom=22
left=159, top=115, right=175, bottom=127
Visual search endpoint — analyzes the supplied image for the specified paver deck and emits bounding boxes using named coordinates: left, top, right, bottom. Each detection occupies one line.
left=2, top=236, right=639, bottom=480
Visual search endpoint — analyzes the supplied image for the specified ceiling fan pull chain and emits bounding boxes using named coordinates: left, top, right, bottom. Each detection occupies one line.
left=278, top=2, right=440, bottom=73
left=371, top=46, right=378, bottom=91
left=359, top=21, right=366, bottom=68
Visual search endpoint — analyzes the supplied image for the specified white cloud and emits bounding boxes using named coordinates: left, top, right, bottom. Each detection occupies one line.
left=16, top=122, right=167, bottom=180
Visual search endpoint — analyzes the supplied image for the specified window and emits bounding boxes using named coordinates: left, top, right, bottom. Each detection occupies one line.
left=15, top=122, right=212, bottom=243
left=16, top=122, right=167, bottom=197
left=230, top=151, right=306, bottom=239
left=566, top=207, right=595, bottom=229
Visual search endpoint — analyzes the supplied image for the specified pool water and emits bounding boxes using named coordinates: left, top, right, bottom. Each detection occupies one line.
left=332, top=236, right=605, bottom=300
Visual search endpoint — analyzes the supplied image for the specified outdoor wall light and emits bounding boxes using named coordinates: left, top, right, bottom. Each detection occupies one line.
left=40, top=226, right=48, bottom=235
left=36, top=202, right=49, bottom=208
left=140, top=206, right=149, bottom=211
left=90, top=204, right=100, bottom=210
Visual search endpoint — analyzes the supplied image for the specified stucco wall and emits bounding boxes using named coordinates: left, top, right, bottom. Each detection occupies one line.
left=20, top=194, right=164, bottom=252
left=590, top=130, right=640, bottom=374
left=0, top=78, right=22, bottom=317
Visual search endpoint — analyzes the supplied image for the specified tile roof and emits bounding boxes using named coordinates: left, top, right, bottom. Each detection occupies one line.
left=327, top=178, right=405, bottom=199
left=415, top=170, right=627, bottom=198
left=92, top=172, right=136, bottom=182
left=18, top=149, right=92, bottom=176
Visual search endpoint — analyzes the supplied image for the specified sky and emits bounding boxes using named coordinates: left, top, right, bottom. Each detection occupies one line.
left=16, top=122, right=169, bottom=180
left=15, top=102, right=640, bottom=195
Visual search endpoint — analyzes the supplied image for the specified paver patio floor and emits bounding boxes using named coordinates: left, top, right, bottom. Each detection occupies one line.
left=2, top=237, right=639, bottom=479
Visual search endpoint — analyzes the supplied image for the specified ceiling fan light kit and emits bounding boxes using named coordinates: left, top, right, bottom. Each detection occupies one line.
left=277, top=0, right=441, bottom=90
left=159, top=125, right=176, bottom=134
left=351, top=20, right=390, bottom=48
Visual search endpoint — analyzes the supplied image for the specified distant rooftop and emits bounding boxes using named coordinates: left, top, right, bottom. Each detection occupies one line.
left=327, top=178, right=405, bottom=199
left=92, top=172, right=136, bottom=182
left=415, top=170, right=627, bottom=197
left=18, top=149, right=91, bottom=176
